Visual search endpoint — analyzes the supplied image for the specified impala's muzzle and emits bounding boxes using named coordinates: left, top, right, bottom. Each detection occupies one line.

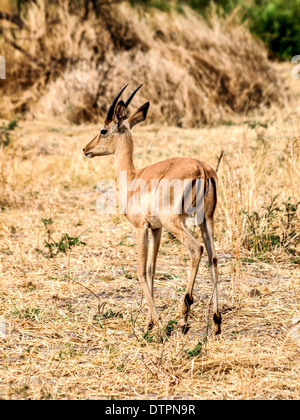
left=83, top=148, right=93, bottom=158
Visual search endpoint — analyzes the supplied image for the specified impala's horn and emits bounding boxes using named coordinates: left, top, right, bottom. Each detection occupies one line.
left=125, top=84, right=143, bottom=109
left=106, top=84, right=128, bottom=122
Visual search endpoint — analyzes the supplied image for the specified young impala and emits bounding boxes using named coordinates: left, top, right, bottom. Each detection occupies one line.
left=83, top=85, right=221, bottom=335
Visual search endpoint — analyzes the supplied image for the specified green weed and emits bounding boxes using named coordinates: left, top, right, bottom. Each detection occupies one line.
left=38, top=218, right=86, bottom=257
left=0, top=119, right=18, bottom=147
left=242, top=195, right=300, bottom=261
left=12, top=305, right=41, bottom=321
left=165, top=319, right=178, bottom=336
left=142, top=331, right=154, bottom=343
left=185, top=338, right=206, bottom=359
left=101, top=309, right=124, bottom=320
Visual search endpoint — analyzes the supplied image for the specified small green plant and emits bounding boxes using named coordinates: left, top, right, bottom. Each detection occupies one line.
left=141, top=320, right=178, bottom=344
left=58, top=343, right=79, bottom=359
left=41, top=391, right=52, bottom=400
left=22, top=281, right=36, bottom=292
left=44, top=233, right=86, bottom=256
left=92, top=310, right=124, bottom=328
left=42, top=218, right=54, bottom=227
left=92, top=314, right=103, bottom=327
left=242, top=196, right=300, bottom=261
left=0, top=119, right=18, bottom=147
left=185, top=338, right=206, bottom=359
left=12, top=384, right=29, bottom=398
left=38, top=218, right=86, bottom=257
left=121, top=264, right=132, bottom=279
left=23, top=307, right=40, bottom=321
left=142, top=331, right=154, bottom=342
left=245, top=120, right=269, bottom=130
left=12, top=306, right=40, bottom=321
left=101, top=309, right=124, bottom=320
left=165, top=319, right=178, bottom=336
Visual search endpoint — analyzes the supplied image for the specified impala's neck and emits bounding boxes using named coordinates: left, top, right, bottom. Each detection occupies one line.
left=115, top=131, right=136, bottom=183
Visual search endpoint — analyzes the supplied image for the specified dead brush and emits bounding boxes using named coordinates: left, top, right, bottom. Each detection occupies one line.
left=0, top=1, right=288, bottom=125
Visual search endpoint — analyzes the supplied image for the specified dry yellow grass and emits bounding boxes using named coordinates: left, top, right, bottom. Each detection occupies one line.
left=0, top=63, right=299, bottom=400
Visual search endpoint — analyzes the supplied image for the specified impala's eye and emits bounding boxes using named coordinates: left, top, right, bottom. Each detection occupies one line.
left=100, top=129, right=107, bottom=136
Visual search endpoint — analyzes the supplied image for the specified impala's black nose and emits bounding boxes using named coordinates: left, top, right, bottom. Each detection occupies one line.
left=83, top=148, right=85, bottom=152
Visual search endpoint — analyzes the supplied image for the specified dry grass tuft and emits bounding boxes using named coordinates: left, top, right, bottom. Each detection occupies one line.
left=0, top=1, right=288, bottom=125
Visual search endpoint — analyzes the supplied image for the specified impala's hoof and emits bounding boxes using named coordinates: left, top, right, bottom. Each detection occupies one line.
left=213, top=312, right=222, bottom=335
left=146, top=314, right=160, bottom=331
left=181, top=323, right=191, bottom=335
left=182, top=293, right=193, bottom=311
left=146, top=320, right=154, bottom=331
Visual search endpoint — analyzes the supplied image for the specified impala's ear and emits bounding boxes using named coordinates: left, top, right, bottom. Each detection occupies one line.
left=127, top=102, right=150, bottom=129
left=114, top=100, right=127, bottom=126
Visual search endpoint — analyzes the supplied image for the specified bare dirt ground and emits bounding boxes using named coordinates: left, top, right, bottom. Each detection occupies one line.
left=0, top=64, right=299, bottom=400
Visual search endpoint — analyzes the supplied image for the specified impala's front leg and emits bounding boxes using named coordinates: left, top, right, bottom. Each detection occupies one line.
left=146, top=228, right=162, bottom=330
left=137, top=224, right=160, bottom=330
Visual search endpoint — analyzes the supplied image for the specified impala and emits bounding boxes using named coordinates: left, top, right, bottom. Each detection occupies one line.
left=83, top=85, right=221, bottom=335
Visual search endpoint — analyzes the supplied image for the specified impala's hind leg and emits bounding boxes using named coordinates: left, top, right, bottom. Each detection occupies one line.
left=200, top=217, right=221, bottom=335
left=181, top=240, right=203, bottom=334
left=146, top=228, right=162, bottom=330
left=162, top=217, right=203, bottom=334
